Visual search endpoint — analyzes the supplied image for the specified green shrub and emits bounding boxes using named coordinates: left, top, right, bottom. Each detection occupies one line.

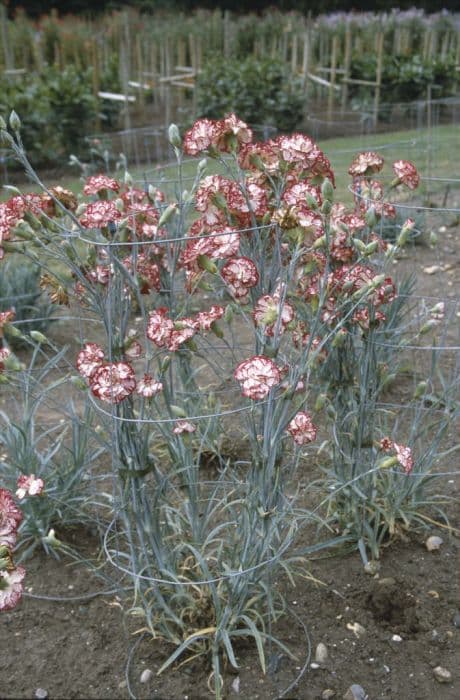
left=196, top=56, right=305, bottom=132
left=349, top=53, right=458, bottom=105
left=0, top=66, right=115, bottom=166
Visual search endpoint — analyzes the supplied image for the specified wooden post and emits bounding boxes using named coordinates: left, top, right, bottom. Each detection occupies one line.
left=301, top=31, right=310, bottom=88
left=373, top=32, right=384, bottom=127
left=91, top=39, right=101, bottom=132
left=341, top=25, right=352, bottom=113
left=0, top=2, right=13, bottom=72
left=327, top=35, right=338, bottom=120
left=291, top=33, right=298, bottom=74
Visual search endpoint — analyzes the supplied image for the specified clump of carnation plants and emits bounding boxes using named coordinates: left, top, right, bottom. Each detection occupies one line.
left=1, top=111, right=455, bottom=696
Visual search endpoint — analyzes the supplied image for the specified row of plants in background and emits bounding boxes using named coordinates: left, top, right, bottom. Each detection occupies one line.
left=0, top=66, right=121, bottom=167
left=349, top=52, right=459, bottom=107
left=0, top=112, right=457, bottom=697
left=196, top=57, right=305, bottom=133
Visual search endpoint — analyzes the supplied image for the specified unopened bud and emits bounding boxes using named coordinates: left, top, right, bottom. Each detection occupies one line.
left=313, top=235, right=326, bottom=249
left=305, top=193, right=319, bottom=210
left=9, top=110, right=21, bottom=131
left=414, top=381, right=428, bottom=399
left=197, top=254, right=218, bottom=274
left=168, top=123, right=182, bottom=148
left=210, top=321, right=224, bottom=339
left=70, top=376, right=89, bottom=391
left=365, top=206, right=376, bottom=228
left=198, top=158, right=207, bottom=174
left=364, top=240, right=379, bottom=256
left=379, top=456, right=398, bottom=470
left=30, top=331, right=48, bottom=344
left=352, top=238, right=366, bottom=254
left=321, top=178, right=334, bottom=203
left=420, top=319, right=438, bottom=335
left=158, top=203, right=177, bottom=227
left=0, top=130, right=14, bottom=147
left=170, top=404, right=187, bottom=418
left=314, top=393, right=328, bottom=411
left=43, top=529, right=61, bottom=547
left=429, top=231, right=438, bottom=246
left=321, top=199, right=332, bottom=216
left=124, top=171, right=133, bottom=187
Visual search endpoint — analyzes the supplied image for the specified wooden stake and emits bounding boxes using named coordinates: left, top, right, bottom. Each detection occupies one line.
left=327, top=35, right=338, bottom=120
left=373, top=32, right=384, bottom=127
left=341, top=25, right=352, bottom=113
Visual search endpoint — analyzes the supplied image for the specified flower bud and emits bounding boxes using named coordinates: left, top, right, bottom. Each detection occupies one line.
left=321, top=199, right=332, bottom=216
left=70, top=376, right=89, bottom=391
left=0, top=129, right=14, bottom=147
left=379, top=456, right=398, bottom=469
left=210, top=321, right=224, bottom=339
left=414, top=381, right=428, bottom=399
left=9, top=110, right=21, bottom=131
left=158, top=203, right=177, bottom=226
left=314, top=393, right=328, bottom=411
left=365, top=206, right=376, bottom=228
left=364, top=240, right=379, bottom=256
left=197, top=254, right=218, bottom=274
left=321, top=178, right=334, bottom=203
left=170, top=404, right=187, bottom=418
left=198, top=158, right=207, bottom=174
left=30, top=330, right=48, bottom=344
left=312, top=235, right=326, bottom=249
left=43, top=529, right=61, bottom=547
left=305, top=193, right=319, bottom=210
left=168, top=123, right=182, bottom=148
left=420, top=319, right=438, bottom=335
left=352, top=238, right=366, bottom=254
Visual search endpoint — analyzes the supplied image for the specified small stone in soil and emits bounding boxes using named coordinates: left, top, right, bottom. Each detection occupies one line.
left=343, top=685, right=368, bottom=700
left=34, top=691, right=48, bottom=700
left=433, top=666, right=452, bottom=683
left=140, top=669, right=153, bottom=683
left=452, top=612, right=460, bottom=628
left=322, top=690, right=336, bottom=699
left=426, top=535, right=443, bottom=551
left=315, top=642, right=329, bottom=664
left=391, top=634, right=403, bottom=642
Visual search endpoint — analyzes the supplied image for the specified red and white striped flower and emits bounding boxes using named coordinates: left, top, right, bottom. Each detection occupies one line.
left=0, top=566, right=26, bottom=611
left=253, top=290, right=294, bottom=337
left=183, top=118, right=219, bottom=155
left=234, top=355, right=282, bottom=400
left=146, top=308, right=175, bottom=348
left=0, top=347, right=11, bottom=373
left=76, top=343, right=105, bottom=379
left=221, top=257, right=259, bottom=302
left=0, top=488, right=23, bottom=548
left=89, top=362, right=136, bottom=404
left=394, top=442, right=414, bottom=474
left=136, top=374, right=163, bottom=398
left=16, top=475, right=45, bottom=500
left=79, top=200, right=122, bottom=229
left=392, top=160, right=420, bottom=190
left=348, top=151, right=384, bottom=177
left=173, top=420, right=196, bottom=434
left=83, top=174, right=120, bottom=196
left=286, top=411, right=317, bottom=445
